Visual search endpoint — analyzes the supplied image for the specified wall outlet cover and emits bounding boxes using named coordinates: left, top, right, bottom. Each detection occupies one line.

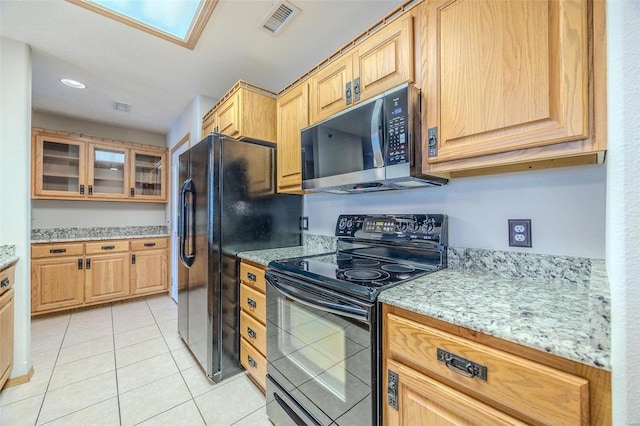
left=508, top=219, right=532, bottom=247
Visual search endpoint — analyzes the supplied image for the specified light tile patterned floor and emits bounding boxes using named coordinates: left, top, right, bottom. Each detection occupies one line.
left=0, top=294, right=270, bottom=425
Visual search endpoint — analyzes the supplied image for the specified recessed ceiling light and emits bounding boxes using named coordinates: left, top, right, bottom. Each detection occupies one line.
left=60, top=78, right=86, bottom=89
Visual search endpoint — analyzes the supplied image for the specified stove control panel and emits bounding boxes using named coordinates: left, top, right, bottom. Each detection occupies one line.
left=335, top=214, right=447, bottom=245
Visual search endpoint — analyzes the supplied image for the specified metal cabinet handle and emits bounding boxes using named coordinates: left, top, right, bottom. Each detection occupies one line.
left=80, top=184, right=85, bottom=195
left=50, top=248, right=67, bottom=254
left=247, top=298, right=257, bottom=309
left=78, top=259, right=83, bottom=270
left=247, top=272, right=256, bottom=282
left=345, top=81, right=352, bottom=105
left=0, top=278, right=9, bottom=287
left=144, top=242, right=156, bottom=247
left=132, top=254, right=136, bottom=264
left=247, top=327, right=257, bottom=339
left=437, top=348, right=487, bottom=381
left=247, top=355, right=257, bottom=369
left=88, top=185, right=93, bottom=196
left=101, top=245, right=115, bottom=250
left=130, top=188, right=135, bottom=197
left=86, top=258, right=91, bottom=269
left=354, top=77, right=361, bottom=102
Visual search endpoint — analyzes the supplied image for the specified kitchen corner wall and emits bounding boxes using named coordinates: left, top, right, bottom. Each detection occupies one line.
left=304, top=163, right=606, bottom=259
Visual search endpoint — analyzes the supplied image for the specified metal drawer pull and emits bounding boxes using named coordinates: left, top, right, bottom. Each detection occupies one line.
left=247, top=298, right=257, bottom=309
left=78, top=259, right=83, bottom=270
left=86, top=258, right=91, bottom=269
left=1, top=278, right=9, bottom=287
left=247, top=272, right=256, bottom=281
left=50, top=248, right=67, bottom=254
left=101, top=245, right=115, bottom=250
left=437, top=348, right=487, bottom=381
left=247, top=327, right=257, bottom=339
left=144, top=242, right=156, bottom=247
left=247, top=355, right=257, bottom=369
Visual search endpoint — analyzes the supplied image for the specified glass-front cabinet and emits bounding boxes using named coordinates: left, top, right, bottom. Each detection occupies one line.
left=33, top=134, right=86, bottom=198
left=32, top=130, right=168, bottom=203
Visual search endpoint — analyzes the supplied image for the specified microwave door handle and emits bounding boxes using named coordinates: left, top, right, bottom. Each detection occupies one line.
left=370, top=98, right=385, bottom=168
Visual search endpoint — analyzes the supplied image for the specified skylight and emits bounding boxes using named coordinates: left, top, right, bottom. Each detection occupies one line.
left=67, top=0, right=217, bottom=49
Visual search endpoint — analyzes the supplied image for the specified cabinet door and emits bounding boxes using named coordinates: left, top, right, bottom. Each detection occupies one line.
left=84, top=252, right=130, bottom=303
left=130, top=148, right=167, bottom=201
left=217, top=93, right=240, bottom=138
left=277, top=84, right=308, bottom=193
left=202, top=110, right=217, bottom=138
left=31, top=257, right=84, bottom=313
left=0, top=288, right=14, bottom=389
left=424, top=0, right=588, bottom=164
left=33, top=135, right=86, bottom=198
left=384, top=360, right=526, bottom=426
left=88, top=143, right=128, bottom=199
left=309, top=55, right=353, bottom=123
left=131, top=248, right=168, bottom=295
left=353, top=14, right=414, bottom=104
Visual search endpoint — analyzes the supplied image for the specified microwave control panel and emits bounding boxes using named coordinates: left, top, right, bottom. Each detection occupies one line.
left=385, top=87, right=410, bottom=166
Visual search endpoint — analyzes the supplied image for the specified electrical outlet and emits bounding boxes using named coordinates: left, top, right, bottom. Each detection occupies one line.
left=508, top=219, right=532, bottom=247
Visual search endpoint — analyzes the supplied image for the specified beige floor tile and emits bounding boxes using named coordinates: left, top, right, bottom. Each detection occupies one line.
left=37, top=371, right=117, bottom=424
left=181, top=365, right=242, bottom=398
left=48, top=351, right=115, bottom=391
left=157, top=318, right=178, bottom=335
left=195, top=375, right=266, bottom=426
left=65, top=316, right=112, bottom=336
left=162, top=330, right=187, bottom=351
left=118, top=372, right=191, bottom=426
left=232, top=406, right=271, bottom=426
left=31, top=347, right=59, bottom=370
left=111, top=299, right=150, bottom=316
left=115, top=336, right=169, bottom=368
left=42, top=397, right=120, bottom=426
left=114, top=324, right=161, bottom=349
left=0, top=393, right=44, bottom=426
left=69, top=305, right=112, bottom=321
left=56, top=335, right=114, bottom=366
left=31, top=316, right=69, bottom=340
left=31, top=333, right=64, bottom=355
left=145, top=293, right=176, bottom=309
left=62, top=323, right=113, bottom=347
left=0, top=367, right=52, bottom=407
left=171, top=347, right=199, bottom=371
left=117, top=352, right=178, bottom=394
left=150, top=306, right=178, bottom=323
left=112, top=312, right=156, bottom=334
left=137, top=399, right=205, bottom=426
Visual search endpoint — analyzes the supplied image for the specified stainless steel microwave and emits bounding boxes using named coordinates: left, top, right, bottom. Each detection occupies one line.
left=301, top=84, right=448, bottom=193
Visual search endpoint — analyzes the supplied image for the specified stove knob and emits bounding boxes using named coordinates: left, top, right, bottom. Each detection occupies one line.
left=425, top=222, right=434, bottom=232
left=396, top=222, right=407, bottom=233
left=338, top=217, right=347, bottom=230
left=346, top=219, right=354, bottom=230
left=411, top=222, right=421, bottom=233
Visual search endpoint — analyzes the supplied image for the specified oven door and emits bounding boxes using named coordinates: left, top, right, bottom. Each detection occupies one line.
left=265, top=271, right=376, bottom=426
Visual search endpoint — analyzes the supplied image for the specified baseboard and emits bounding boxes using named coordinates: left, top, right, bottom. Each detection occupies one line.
left=3, top=366, right=34, bottom=389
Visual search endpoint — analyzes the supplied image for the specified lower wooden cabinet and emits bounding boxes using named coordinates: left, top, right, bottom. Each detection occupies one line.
left=382, top=304, right=611, bottom=426
left=239, top=260, right=267, bottom=392
left=0, top=265, right=15, bottom=390
left=31, top=237, right=169, bottom=315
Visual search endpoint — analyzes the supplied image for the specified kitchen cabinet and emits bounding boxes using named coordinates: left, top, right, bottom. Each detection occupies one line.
left=32, top=129, right=168, bottom=202
left=130, top=238, right=168, bottom=295
left=201, top=81, right=277, bottom=143
left=276, top=83, right=308, bottom=193
left=421, top=0, right=606, bottom=175
left=309, top=14, right=414, bottom=123
left=239, top=260, right=267, bottom=392
left=31, top=237, right=169, bottom=315
left=0, top=265, right=15, bottom=390
left=382, top=304, right=611, bottom=425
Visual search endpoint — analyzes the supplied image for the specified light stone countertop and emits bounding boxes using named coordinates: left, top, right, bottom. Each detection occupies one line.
left=31, top=226, right=170, bottom=243
left=0, top=245, right=19, bottom=270
left=237, top=234, right=336, bottom=266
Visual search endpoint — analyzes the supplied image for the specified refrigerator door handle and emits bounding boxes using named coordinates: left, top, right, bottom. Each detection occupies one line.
left=180, top=178, right=196, bottom=267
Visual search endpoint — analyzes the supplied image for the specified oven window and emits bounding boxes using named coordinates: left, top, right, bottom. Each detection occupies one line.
left=267, top=285, right=372, bottom=424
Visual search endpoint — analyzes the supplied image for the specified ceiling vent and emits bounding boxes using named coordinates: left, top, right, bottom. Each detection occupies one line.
left=258, top=1, right=300, bottom=35
left=114, top=102, right=131, bottom=113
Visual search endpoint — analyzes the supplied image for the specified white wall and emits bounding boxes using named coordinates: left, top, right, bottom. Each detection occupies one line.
left=166, top=94, right=215, bottom=151
left=0, top=37, right=32, bottom=378
left=305, top=164, right=606, bottom=258
left=607, top=1, right=640, bottom=423
left=30, top=112, right=168, bottom=229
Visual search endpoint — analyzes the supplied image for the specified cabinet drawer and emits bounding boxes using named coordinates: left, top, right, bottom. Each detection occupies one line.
left=32, top=243, right=84, bottom=259
left=240, top=284, right=266, bottom=324
left=85, top=240, right=129, bottom=254
left=386, top=313, right=589, bottom=425
left=0, top=265, right=15, bottom=297
left=241, top=337, right=266, bottom=392
left=239, top=261, right=266, bottom=293
left=240, top=310, right=266, bottom=356
left=130, top=238, right=168, bottom=251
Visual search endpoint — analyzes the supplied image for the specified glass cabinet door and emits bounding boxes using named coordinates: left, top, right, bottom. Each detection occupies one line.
left=34, top=136, right=86, bottom=198
left=88, top=144, right=128, bottom=198
left=130, top=149, right=166, bottom=201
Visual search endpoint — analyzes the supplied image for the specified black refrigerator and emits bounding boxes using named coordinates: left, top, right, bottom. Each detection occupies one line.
left=177, top=133, right=302, bottom=382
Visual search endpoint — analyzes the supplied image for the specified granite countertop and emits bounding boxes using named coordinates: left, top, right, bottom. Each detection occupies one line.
left=379, top=248, right=610, bottom=371
left=31, top=226, right=170, bottom=243
left=237, top=234, right=337, bottom=266
left=0, top=245, right=19, bottom=270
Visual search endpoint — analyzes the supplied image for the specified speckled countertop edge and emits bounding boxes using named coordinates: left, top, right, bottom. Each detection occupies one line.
left=0, top=245, right=19, bottom=270
left=237, top=234, right=336, bottom=266
left=31, top=226, right=170, bottom=243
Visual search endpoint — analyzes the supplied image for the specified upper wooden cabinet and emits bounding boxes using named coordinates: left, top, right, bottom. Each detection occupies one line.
left=32, top=130, right=167, bottom=202
left=309, top=14, right=414, bottom=124
left=276, top=83, right=308, bottom=193
left=421, top=0, right=605, bottom=174
left=202, top=81, right=277, bottom=143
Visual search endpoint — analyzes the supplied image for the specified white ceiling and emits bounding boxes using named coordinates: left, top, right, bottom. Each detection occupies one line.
left=0, top=0, right=404, bottom=135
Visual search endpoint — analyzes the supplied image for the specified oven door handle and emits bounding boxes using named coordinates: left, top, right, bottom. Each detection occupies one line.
left=266, top=273, right=370, bottom=322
